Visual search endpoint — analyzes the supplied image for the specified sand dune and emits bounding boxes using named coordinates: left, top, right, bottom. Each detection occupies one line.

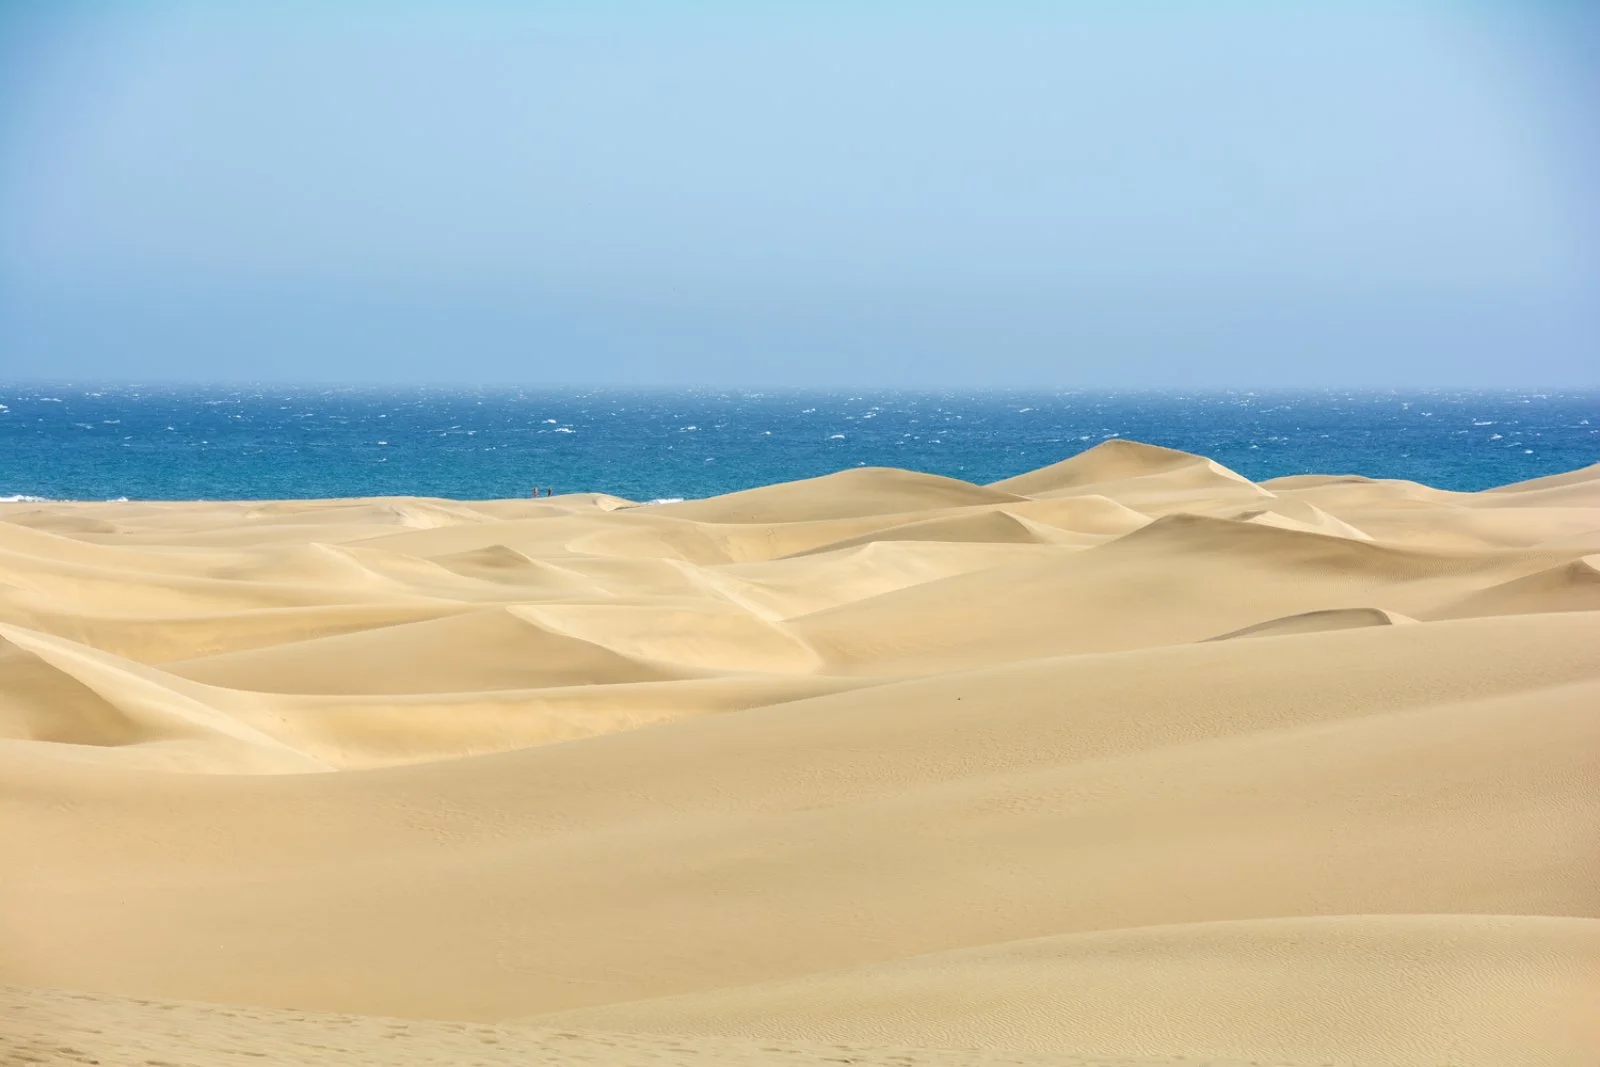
left=987, top=438, right=1254, bottom=495
left=653, top=466, right=1027, bottom=524
left=2, top=441, right=1597, bottom=1066
left=1428, top=554, right=1600, bottom=619
left=1205, top=605, right=1416, bottom=639
left=165, top=607, right=693, bottom=694
left=0, top=624, right=326, bottom=773
left=783, top=508, right=1067, bottom=555
left=786, top=513, right=1578, bottom=672
left=536, top=915, right=1600, bottom=1066
left=1483, top=460, right=1600, bottom=495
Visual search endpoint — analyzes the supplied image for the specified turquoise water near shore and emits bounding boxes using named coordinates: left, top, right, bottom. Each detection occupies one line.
left=1, top=386, right=1595, bottom=501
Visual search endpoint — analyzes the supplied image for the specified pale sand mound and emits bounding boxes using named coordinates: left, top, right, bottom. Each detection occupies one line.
left=536, top=915, right=1600, bottom=1066
left=1427, top=554, right=1600, bottom=620
left=707, top=540, right=1053, bottom=619
left=1205, top=606, right=1416, bottom=640
left=0, top=625, right=325, bottom=773
left=987, top=438, right=1253, bottom=495
left=1000, top=493, right=1152, bottom=535
left=783, top=508, right=1064, bottom=556
left=1481, top=460, right=1600, bottom=495
left=1224, top=499, right=1373, bottom=539
left=1262, top=476, right=1600, bottom=550
left=165, top=607, right=691, bottom=694
left=245, top=675, right=863, bottom=770
left=510, top=600, right=823, bottom=674
left=651, top=466, right=1027, bottom=523
left=787, top=514, right=1578, bottom=672
left=0, top=600, right=473, bottom=664
left=3, top=441, right=1598, bottom=1067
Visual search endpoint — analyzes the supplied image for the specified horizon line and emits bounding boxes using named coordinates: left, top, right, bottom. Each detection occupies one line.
left=4, top=380, right=1599, bottom=394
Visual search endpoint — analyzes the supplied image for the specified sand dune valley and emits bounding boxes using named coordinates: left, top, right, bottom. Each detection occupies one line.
left=2, top=439, right=1598, bottom=1067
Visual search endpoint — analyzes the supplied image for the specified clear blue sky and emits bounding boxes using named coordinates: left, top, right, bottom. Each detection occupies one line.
left=1, top=3, right=1595, bottom=387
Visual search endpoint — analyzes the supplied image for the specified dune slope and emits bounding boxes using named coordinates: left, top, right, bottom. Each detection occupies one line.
left=2, top=441, right=1598, bottom=1067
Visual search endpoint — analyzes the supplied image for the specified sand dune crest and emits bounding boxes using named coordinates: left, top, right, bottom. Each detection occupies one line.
left=1428, top=554, right=1600, bottom=619
left=1205, top=606, right=1416, bottom=639
left=652, top=466, right=1026, bottom=524
left=987, top=438, right=1252, bottom=494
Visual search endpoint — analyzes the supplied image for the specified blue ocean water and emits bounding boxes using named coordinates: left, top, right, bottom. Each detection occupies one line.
left=1, top=386, right=1595, bottom=502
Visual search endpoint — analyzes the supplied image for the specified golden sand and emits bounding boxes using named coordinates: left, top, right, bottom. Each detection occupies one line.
left=2, top=441, right=1597, bottom=1066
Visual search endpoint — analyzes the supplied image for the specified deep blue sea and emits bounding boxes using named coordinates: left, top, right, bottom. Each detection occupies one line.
left=1, top=386, right=1595, bottom=502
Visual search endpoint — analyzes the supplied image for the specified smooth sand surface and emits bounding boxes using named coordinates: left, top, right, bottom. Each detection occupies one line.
left=3, top=440, right=1598, bottom=1066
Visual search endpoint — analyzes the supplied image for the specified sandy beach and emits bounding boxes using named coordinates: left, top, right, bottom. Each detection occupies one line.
left=2, top=440, right=1597, bottom=1067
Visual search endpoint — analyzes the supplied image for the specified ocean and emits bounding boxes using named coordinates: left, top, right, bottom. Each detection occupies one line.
left=1, top=385, right=1595, bottom=502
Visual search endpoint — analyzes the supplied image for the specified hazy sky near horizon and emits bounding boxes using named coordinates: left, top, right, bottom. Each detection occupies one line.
left=1, top=4, right=1596, bottom=387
